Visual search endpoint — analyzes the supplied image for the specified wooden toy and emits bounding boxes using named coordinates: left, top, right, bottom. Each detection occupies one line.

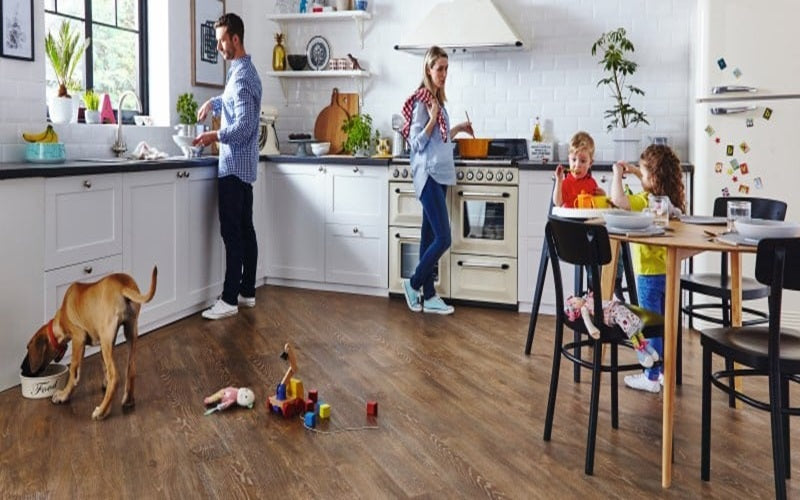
left=319, top=403, right=331, bottom=419
left=304, top=411, right=316, bottom=428
left=308, top=389, right=318, bottom=402
left=268, top=342, right=305, bottom=417
left=367, top=401, right=378, bottom=417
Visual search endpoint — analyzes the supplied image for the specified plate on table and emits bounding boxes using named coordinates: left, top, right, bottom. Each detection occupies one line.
left=680, top=215, right=727, bottom=225
left=551, top=207, right=612, bottom=219
left=306, top=36, right=331, bottom=71
left=605, top=225, right=666, bottom=236
left=734, top=219, right=800, bottom=239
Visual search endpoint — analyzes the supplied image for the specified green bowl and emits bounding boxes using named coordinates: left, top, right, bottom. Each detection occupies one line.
left=25, top=143, right=66, bottom=164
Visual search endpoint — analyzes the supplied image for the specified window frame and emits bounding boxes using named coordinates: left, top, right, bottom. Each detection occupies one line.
left=44, top=0, right=149, bottom=115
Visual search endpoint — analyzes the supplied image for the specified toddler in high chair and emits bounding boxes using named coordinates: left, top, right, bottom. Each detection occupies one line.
left=552, top=131, right=605, bottom=208
left=564, top=293, right=660, bottom=368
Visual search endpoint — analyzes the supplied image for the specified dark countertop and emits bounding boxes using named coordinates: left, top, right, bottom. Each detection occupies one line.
left=0, top=156, right=219, bottom=180
left=516, top=160, right=695, bottom=173
left=259, top=154, right=392, bottom=166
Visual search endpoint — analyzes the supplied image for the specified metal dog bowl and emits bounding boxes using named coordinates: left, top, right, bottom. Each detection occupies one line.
left=20, top=363, right=68, bottom=399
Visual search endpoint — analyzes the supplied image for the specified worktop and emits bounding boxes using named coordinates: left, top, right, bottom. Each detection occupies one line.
left=0, top=157, right=218, bottom=180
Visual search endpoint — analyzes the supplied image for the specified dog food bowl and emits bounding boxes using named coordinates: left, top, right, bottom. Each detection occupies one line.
left=20, top=363, right=68, bottom=399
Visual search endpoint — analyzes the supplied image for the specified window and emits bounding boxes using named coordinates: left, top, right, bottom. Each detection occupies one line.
left=44, top=0, right=149, bottom=116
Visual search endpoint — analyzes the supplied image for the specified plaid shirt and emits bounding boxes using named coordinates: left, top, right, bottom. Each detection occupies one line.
left=211, top=54, right=262, bottom=183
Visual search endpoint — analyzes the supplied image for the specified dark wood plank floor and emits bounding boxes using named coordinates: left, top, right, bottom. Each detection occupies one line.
left=0, top=285, right=795, bottom=498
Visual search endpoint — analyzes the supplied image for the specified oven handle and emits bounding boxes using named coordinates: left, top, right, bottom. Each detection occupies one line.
left=394, top=188, right=416, bottom=195
left=457, top=260, right=510, bottom=270
left=458, top=191, right=510, bottom=198
left=394, top=233, right=421, bottom=241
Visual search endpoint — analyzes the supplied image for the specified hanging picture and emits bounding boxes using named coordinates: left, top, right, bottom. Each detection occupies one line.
left=191, top=0, right=226, bottom=88
left=0, top=0, right=34, bottom=61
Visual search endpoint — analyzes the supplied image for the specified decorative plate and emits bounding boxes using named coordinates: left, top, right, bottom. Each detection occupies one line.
left=306, top=36, right=331, bottom=71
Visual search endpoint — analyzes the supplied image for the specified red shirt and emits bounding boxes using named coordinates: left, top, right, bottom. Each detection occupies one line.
left=561, top=175, right=598, bottom=207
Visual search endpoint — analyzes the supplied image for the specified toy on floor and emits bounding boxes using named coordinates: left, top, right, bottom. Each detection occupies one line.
left=203, top=386, right=255, bottom=415
left=268, top=342, right=307, bottom=418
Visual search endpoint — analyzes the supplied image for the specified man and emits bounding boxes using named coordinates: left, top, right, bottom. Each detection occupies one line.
left=193, top=13, right=262, bottom=320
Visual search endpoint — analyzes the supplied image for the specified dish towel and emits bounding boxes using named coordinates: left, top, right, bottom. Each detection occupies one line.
left=400, top=88, right=448, bottom=142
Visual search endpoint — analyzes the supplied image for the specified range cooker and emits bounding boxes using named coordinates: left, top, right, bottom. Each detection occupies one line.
left=388, top=138, right=525, bottom=307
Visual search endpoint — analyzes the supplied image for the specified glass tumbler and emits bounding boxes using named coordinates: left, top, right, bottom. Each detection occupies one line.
left=649, top=195, right=671, bottom=227
left=727, top=200, right=752, bottom=232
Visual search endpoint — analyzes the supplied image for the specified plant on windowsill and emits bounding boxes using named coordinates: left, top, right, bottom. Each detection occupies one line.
left=45, top=20, right=90, bottom=124
left=83, top=89, right=101, bottom=124
left=176, top=92, right=199, bottom=137
left=591, top=27, right=649, bottom=161
left=341, top=113, right=379, bottom=157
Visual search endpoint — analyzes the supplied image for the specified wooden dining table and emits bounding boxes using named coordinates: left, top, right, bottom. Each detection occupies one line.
left=598, top=220, right=757, bottom=488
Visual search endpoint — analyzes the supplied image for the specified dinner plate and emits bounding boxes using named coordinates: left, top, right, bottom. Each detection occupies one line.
left=551, top=207, right=612, bottom=219
left=715, top=233, right=759, bottom=247
left=605, top=225, right=666, bottom=236
left=306, top=36, right=331, bottom=71
left=679, top=215, right=727, bottom=225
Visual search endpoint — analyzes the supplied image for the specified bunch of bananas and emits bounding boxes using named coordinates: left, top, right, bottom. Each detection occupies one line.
left=23, top=125, right=59, bottom=143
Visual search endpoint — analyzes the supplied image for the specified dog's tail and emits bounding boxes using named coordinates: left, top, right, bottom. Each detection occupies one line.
left=122, top=266, right=158, bottom=304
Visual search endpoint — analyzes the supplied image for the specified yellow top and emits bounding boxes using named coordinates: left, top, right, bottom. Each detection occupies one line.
left=627, top=192, right=666, bottom=276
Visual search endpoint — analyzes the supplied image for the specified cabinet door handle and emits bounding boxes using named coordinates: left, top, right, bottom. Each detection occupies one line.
left=395, top=233, right=420, bottom=241
left=83, top=266, right=93, bottom=274
left=457, top=260, right=510, bottom=270
left=352, top=227, right=359, bottom=234
left=176, top=171, right=184, bottom=178
left=318, top=166, right=324, bottom=172
left=184, top=171, right=190, bottom=178
left=599, top=175, right=607, bottom=183
left=83, top=180, right=92, bottom=189
left=710, top=105, right=757, bottom=115
left=353, top=166, right=360, bottom=173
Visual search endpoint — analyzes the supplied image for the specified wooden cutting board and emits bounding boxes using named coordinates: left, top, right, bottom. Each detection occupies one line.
left=314, top=89, right=349, bottom=154
left=336, top=92, right=360, bottom=120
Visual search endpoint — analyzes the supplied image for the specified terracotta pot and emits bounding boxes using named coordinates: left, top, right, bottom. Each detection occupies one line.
left=457, top=138, right=490, bottom=158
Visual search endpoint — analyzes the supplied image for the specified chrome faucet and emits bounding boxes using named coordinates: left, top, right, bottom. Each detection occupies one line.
left=111, top=91, right=143, bottom=157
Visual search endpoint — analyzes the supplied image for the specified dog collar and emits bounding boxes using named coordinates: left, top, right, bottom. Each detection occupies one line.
left=47, top=320, right=67, bottom=362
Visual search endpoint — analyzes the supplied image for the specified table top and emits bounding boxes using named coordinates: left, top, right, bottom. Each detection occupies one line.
left=601, top=219, right=759, bottom=253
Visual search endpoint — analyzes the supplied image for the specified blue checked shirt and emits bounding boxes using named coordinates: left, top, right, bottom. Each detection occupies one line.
left=211, top=54, right=262, bottom=183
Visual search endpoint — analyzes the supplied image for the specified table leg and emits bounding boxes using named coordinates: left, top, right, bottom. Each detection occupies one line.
left=730, top=251, right=744, bottom=406
left=601, top=239, right=620, bottom=301
left=524, top=243, right=549, bottom=355
left=662, top=247, right=681, bottom=488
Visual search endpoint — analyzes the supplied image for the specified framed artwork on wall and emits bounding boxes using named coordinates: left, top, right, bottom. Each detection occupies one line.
left=191, top=0, right=226, bottom=88
left=1, top=0, right=34, bottom=61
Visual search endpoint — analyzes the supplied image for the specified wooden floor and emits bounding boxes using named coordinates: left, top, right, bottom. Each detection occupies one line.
left=0, top=285, right=796, bottom=498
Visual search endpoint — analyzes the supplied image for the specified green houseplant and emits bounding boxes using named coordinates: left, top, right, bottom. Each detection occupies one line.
left=341, top=113, right=379, bottom=156
left=176, top=93, right=199, bottom=136
left=591, top=27, right=649, bottom=160
left=83, top=89, right=101, bottom=124
left=45, top=20, right=90, bottom=123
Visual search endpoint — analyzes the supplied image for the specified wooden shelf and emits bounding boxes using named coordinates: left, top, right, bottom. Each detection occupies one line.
left=267, top=10, right=371, bottom=48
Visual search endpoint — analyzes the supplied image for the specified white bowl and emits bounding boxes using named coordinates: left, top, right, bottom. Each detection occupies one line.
left=20, top=363, right=68, bottom=399
left=310, top=142, right=330, bottom=157
left=172, top=134, right=195, bottom=149
left=734, top=219, right=800, bottom=240
left=134, top=115, right=153, bottom=126
left=602, top=210, right=655, bottom=230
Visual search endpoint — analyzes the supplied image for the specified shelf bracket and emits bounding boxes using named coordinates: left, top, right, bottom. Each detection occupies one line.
left=355, top=17, right=365, bottom=48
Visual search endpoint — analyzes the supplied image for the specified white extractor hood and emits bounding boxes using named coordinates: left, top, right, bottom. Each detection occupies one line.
left=394, top=0, right=525, bottom=53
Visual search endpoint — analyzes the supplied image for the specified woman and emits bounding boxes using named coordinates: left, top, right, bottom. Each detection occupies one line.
left=400, top=46, right=473, bottom=314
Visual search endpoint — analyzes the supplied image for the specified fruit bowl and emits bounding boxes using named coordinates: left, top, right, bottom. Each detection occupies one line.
left=735, top=219, right=800, bottom=240
left=25, top=143, right=66, bottom=164
left=602, top=210, right=655, bottom=230
left=20, top=363, right=68, bottom=399
left=287, top=54, right=308, bottom=71
left=311, top=142, right=330, bottom=156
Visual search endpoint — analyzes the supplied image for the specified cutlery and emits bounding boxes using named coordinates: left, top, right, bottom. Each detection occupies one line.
left=464, top=111, right=475, bottom=138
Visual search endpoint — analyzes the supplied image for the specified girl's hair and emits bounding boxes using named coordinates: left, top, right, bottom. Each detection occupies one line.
left=569, top=131, right=595, bottom=159
left=640, top=144, right=686, bottom=213
left=419, top=46, right=448, bottom=103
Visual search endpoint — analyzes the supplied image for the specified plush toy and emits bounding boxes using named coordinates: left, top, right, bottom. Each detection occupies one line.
left=203, top=387, right=255, bottom=415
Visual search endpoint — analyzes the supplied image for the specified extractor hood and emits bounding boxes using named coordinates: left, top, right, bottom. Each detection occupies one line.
left=394, top=0, right=525, bottom=53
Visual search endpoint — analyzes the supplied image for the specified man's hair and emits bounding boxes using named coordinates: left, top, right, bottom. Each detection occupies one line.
left=569, top=131, right=595, bottom=158
left=215, top=13, right=245, bottom=42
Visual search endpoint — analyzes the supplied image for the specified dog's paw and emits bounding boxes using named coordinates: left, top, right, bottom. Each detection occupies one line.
left=121, top=393, right=135, bottom=408
left=91, top=406, right=109, bottom=420
left=52, top=390, right=70, bottom=404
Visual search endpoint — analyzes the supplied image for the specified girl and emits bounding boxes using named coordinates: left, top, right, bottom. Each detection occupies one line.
left=610, top=144, right=686, bottom=392
left=399, top=46, right=473, bottom=314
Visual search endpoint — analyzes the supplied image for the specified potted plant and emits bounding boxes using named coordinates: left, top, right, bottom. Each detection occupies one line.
left=591, top=27, right=649, bottom=161
left=341, top=113, right=379, bottom=156
left=45, top=20, right=90, bottom=124
left=83, top=89, right=101, bottom=124
left=176, top=92, right=199, bottom=137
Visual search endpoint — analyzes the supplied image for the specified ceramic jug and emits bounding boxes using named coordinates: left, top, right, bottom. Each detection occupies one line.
left=574, top=190, right=594, bottom=209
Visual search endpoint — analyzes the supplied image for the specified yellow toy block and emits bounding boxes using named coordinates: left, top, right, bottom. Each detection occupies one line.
left=289, top=378, right=304, bottom=399
left=319, top=403, right=331, bottom=419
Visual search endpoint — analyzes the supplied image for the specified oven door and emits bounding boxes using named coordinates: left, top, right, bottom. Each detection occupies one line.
left=451, top=185, right=518, bottom=257
left=389, top=182, right=422, bottom=227
left=450, top=253, right=517, bottom=304
left=389, top=226, right=450, bottom=298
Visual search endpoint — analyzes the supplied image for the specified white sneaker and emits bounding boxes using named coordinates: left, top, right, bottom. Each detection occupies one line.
left=202, top=299, right=238, bottom=320
left=238, top=294, right=256, bottom=308
left=624, top=372, right=661, bottom=393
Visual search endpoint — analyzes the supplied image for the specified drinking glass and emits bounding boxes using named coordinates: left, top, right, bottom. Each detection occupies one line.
left=727, top=200, right=752, bottom=232
left=649, top=195, right=670, bottom=227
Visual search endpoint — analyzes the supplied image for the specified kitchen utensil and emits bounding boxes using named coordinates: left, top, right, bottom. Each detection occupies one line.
left=456, top=138, right=490, bottom=158
left=465, top=111, right=474, bottom=137
left=391, top=113, right=406, bottom=156
left=259, top=106, right=280, bottom=155
left=573, top=191, right=594, bottom=209
left=314, top=89, right=349, bottom=154
left=336, top=92, right=359, bottom=119
left=306, top=36, right=331, bottom=71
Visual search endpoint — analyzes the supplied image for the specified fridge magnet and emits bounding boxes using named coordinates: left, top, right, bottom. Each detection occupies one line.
left=721, top=187, right=730, bottom=197
left=746, top=118, right=754, bottom=128
left=727, top=167, right=734, bottom=175
left=715, top=137, right=721, bottom=143
left=740, top=162, right=749, bottom=174
left=732, top=67, right=742, bottom=78
left=714, top=161, right=723, bottom=173
left=730, top=158, right=740, bottom=170
left=726, top=144, right=734, bottom=156
left=739, top=141, right=750, bottom=153
left=754, top=177, right=763, bottom=189
left=717, top=57, right=727, bottom=70
left=738, top=184, right=750, bottom=194
left=763, top=107, right=773, bottom=120
left=704, top=125, right=715, bottom=136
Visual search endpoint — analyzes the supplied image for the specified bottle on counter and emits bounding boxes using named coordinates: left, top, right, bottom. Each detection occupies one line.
left=533, top=116, right=543, bottom=142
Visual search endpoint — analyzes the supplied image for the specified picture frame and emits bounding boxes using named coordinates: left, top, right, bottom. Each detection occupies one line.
left=0, top=0, right=34, bottom=61
left=191, top=0, right=226, bottom=88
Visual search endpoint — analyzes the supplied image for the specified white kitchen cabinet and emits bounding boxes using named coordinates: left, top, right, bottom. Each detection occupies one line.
left=253, top=163, right=267, bottom=281
left=123, top=167, right=223, bottom=328
left=44, top=174, right=122, bottom=270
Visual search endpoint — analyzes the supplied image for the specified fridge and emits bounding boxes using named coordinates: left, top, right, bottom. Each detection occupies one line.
left=692, top=0, right=800, bottom=327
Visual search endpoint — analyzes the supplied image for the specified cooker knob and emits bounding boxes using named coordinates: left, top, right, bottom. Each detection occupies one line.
left=486, top=171, right=494, bottom=181
left=476, top=171, right=484, bottom=181
left=466, top=171, right=474, bottom=181
left=401, top=169, right=409, bottom=178
left=392, top=169, right=400, bottom=178
left=456, top=170, right=464, bottom=180
left=496, top=174, right=504, bottom=183
left=505, top=171, right=514, bottom=182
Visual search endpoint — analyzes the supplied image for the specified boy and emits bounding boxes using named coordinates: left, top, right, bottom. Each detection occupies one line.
left=552, top=131, right=604, bottom=207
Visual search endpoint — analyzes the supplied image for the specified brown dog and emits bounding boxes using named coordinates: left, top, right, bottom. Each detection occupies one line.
left=21, top=266, right=157, bottom=420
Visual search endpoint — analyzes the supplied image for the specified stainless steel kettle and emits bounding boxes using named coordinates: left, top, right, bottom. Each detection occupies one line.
left=391, top=114, right=406, bottom=157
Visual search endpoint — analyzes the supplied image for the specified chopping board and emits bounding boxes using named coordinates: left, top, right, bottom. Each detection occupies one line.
left=314, top=89, right=349, bottom=154
left=336, top=92, right=360, bottom=120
